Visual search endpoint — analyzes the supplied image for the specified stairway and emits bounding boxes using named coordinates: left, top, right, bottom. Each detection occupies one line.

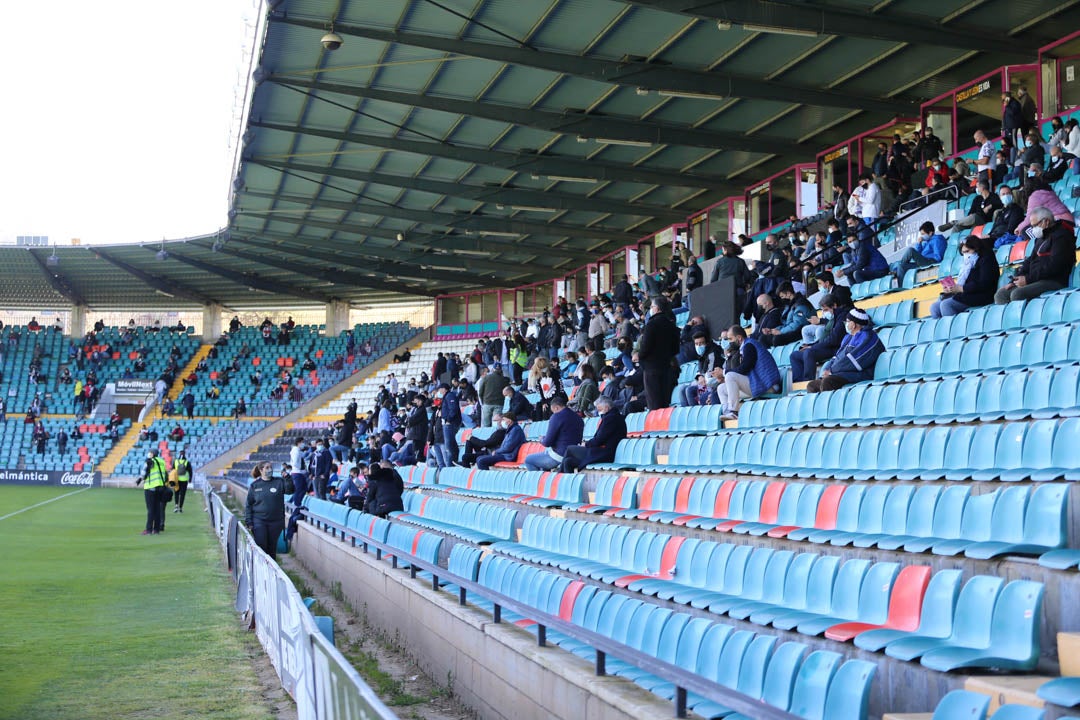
left=96, top=421, right=145, bottom=476
left=166, top=344, right=213, bottom=403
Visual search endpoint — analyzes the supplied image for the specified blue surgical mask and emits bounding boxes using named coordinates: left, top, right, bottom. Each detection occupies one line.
left=1000, top=194, right=1013, bottom=206
left=694, top=345, right=706, bottom=356
left=720, top=339, right=732, bottom=351
left=822, top=311, right=834, bottom=321
left=1027, top=169, right=1036, bottom=177
left=1025, top=140, right=1034, bottom=148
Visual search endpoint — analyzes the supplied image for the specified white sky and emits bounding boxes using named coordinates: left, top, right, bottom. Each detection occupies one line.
left=0, top=0, right=256, bottom=246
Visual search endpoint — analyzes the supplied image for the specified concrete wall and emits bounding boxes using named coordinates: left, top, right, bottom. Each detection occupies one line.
left=292, top=522, right=674, bottom=720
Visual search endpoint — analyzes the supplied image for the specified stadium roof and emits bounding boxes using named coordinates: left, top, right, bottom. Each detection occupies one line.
left=5, top=0, right=1079, bottom=310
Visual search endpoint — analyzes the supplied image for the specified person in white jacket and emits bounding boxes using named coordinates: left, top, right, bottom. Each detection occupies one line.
left=1063, top=119, right=1080, bottom=158
left=857, top=173, right=881, bottom=225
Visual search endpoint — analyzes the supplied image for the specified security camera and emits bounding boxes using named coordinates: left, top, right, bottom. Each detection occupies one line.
left=321, top=31, right=343, bottom=50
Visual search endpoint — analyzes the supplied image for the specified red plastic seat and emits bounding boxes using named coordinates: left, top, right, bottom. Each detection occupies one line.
left=315, top=350, right=324, bottom=359
left=769, top=483, right=847, bottom=538
left=756, top=482, right=787, bottom=525
left=252, top=357, right=261, bottom=366
left=825, top=565, right=932, bottom=642
left=609, top=476, right=659, bottom=515
left=493, top=442, right=544, bottom=468
left=1008, top=241, right=1029, bottom=264
left=615, top=535, right=686, bottom=587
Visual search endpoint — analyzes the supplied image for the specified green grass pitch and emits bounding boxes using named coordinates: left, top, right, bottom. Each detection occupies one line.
left=0, top=486, right=278, bottom=720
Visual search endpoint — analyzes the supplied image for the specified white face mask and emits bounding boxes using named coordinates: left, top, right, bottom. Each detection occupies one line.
left=1030, top=226, right=1044, bottom=239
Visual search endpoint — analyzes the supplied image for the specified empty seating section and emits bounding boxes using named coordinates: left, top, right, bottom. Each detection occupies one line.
left=0, top=418, right=129, bottom=471
left=186, top=322, right=419, bottom=416
left=113, top=418, right=267, bottom=475
left=434, top=467, right=586, bottom=507
left=317, top=337, right=475, bottom=419
left=393, top=493, right=518, bottom=544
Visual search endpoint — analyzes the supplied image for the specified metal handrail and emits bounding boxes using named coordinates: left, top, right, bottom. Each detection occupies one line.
left=291, top=501, right=802, bottom=720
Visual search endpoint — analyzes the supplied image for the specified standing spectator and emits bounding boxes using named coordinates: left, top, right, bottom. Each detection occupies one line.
left=56, top=428, right=68, bottom=455
left=311, top=439, right=333, bottom=500
left=136, top=449, right=169, bottom=535
left=995, top=207, right=1077, bottom=304
left=559, top=396, right=627, bottom=472
left=855, top=173, right=881, bottom=225
left=289, top=438, right=310, bottom=504
left=181, top=390, right=195, bottom=420
left=436, top=383, right=461, bottom=464
left=1002, top=95, right=1023, bottom=147
left=637, top=296, right=680, bottom=410
left=523, top=395, right=584, bottom=471
left=477, top=365, right=509, bottom=427
left=244, top=462, right=289, bottom=558
left=806, top=309, right=885, bottom=393
left=718, top=325, right=781, bottom=421
left=972, top=128, right=996, bottom=185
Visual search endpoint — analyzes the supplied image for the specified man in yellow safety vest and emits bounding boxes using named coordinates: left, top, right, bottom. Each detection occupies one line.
left=136, top=448, right=169, bottom=535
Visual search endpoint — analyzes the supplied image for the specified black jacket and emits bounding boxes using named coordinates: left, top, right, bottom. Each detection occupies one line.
left=638, top=313, right=680, bottom=373
left=956, top=252, right=1000, bottom=308
left=612, top=280, right=634, bottom=306
left=245, top=475, right=290, bottom=526
left=685, top=263, right=703, bottom=293
left=1018, top=222, right=1076, bottom=287
left=365, top=466, right=404, bottom=517
left=580, top=411, right=628, bottom=466
left=506, top=391, right=533, bottom=420
left=405, top=405, right=429, bottom=446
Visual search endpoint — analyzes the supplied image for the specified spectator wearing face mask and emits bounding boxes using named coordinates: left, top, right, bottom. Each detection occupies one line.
left=568, top=364, right=599, bottom=416
left=995, top=207, right=1077, bottom=304
left=1013, top=176, right=1074, bottom=238
left=683, top=331, right=724, bottom=406
left=523, top=395, right=583, bottom=471
left=790, top=294, right=852, bottom=383
left=930, top=235, right=999, bottom=318
left=806, top=308, right=885, bottom=393
left=758, top=282, right=815, bottom=348
left=475, top=413, right=525, bottom=470
left=892, top=221, right=947, bottom=281
left=939, top=181, right=1002, bottom=234
left=989, top=185, right=1026, bottom=248
left=717, top=325, right=781, bottom=421
left=836, top=232, right=889, bottom=285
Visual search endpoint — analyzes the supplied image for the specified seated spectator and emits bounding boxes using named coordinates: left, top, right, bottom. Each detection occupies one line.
left=392, top=348, right=410, bottom=363
left=751, top=294, right=783, bottom=339
left=331, top=466, right=367, bottom=510
left=501, top=384, right=534, bottom=421
left=169, top=425, right=185, bottom=441
left=687, top=373, right=719, bottom=406
left=381, top=433, right=416, bottom=467
left=139, top=426, right=150, bottom=442
left=717, top=325, right=781, bottom=421
left=989, top=185, right=1026, bottom=248
left=1017, top=130, right=1045, bottom=168
left=475, top=413, right=525, bottom=470
left=995, top=207, right=1077, bottom=304
left=806, top=308, right=885, bottom=393
left=939, top=181, right=1002, bottom=233
left=568, top=364, right=599, bottom=416
left=790, top=294, right=852, bottom=383
left=363, top=461, right=404, bottom=519
left=162, top=398, right=175, bottom=416
left=931, top=235, right=1000, bottom=317
left=523, top=395, right=584, bottom=471
left=891, top=221, right=947, bottom=281
left=460, top=412, right=505, bottom=467
left=1014, top=175, right=1074, bottom=236
left=1044, top=144, right=1071, bottom=183
left=837, top=232, right=889, bottom=285
left=232, top=398, right=247, bottom=419
left=559, top=396, right=627, bottom=472
left=682, top=331, right=723, bottom=406
left=759, top=282, right=814, bottom=347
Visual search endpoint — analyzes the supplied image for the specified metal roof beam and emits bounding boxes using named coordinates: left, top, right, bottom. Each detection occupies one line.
left=249, top=160, right=686, bottom=221
left=269, top=76, right=806, bottom=155
left=624, top=0, right=1033, bottom=56
left=250, top=119, right=733, bottom=190
left=224, top=234, right=518, bottom=284
left=94, top=250, right=216, bottom=306
left=27, top=250, right=87, bottom=307
left=148, top=247, right=334, bottom=304
left=236, top=211, right=598, bottom=265
left=235, top=186, right=638, bottom=246
left=187, top=240, right=438, bottom=297
left=275, top=16, right=914, bottom=113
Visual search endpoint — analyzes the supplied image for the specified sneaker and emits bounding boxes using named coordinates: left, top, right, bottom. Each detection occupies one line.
left=172, top=507, right=180, bottom=513
left=938, top=222, right=954, bottom=232
left=141, top=530, right=152, bottom=535
left=720, top=410, right=739, bottom=421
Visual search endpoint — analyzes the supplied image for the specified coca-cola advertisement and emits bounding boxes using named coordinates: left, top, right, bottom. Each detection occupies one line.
left=0, top=469, right=101, bottom=487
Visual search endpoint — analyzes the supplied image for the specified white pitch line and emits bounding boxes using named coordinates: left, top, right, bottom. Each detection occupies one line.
left=0, top=487, right=90, bottom=522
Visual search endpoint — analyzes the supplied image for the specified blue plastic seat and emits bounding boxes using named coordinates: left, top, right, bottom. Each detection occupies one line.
left=1031, top=417, right=1080, bottom=481
left=796, top=561, right=898, bottom=637
left=920, top=580, right=1044, bottom=672
left=884, top=575, right=1004, bottom=661
left=772, top=558, right=870, bottom=632
left=930, top=690, right=991, bottom=720
left=821, top=660, right=876, bottom=720
left=988, top=706, right=1047, bottom=720
left=1036, top=676, right=1080, bottom=708
left=965, top=484, right=1068, bottom=558
left=787, top=650, right=842, bottom=720
left=854, top=568, right=962, bottom=652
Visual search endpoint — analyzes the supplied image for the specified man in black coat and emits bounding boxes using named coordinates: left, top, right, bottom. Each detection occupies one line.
left=638, top=296, right=680, bottom=410
left=560, top=396, right=627, bottom=472
left=364, top=461, right=404, bottom=518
